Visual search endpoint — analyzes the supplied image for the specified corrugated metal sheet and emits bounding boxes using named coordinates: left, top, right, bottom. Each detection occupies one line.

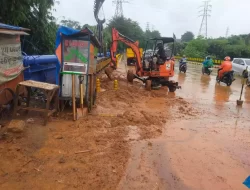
left=0, top=29, right=29, bottom=35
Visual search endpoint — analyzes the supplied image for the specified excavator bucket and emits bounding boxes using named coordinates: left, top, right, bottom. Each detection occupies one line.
left=127, top=70, right=135, bottom=83
left=105, top=67, right=114, bottom=80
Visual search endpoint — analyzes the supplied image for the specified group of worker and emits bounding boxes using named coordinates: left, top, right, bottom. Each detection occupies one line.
left=179, top=55, right=233, bottom=80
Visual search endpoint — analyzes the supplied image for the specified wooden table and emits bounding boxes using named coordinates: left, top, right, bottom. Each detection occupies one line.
left=13, top=80, right=60, bottom=125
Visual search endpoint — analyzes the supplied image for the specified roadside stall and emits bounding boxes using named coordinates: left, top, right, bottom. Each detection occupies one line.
left=0, top=23, right=29, bottom=121
left=55, top=26, right=101, bottom=120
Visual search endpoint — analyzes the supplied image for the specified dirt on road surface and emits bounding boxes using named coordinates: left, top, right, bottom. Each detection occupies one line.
left=0, top=60, right=250, bottom=190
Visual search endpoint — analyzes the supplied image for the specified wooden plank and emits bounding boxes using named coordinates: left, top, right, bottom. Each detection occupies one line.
left=18, top=80, right=59, bottom=91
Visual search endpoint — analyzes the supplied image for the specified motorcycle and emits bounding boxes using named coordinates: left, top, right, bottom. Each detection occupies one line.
left=179, top=62, right=187, bottom=73
left=202, top=66, right=213, bottom=75
left=216, top=70, right=235, bottom=86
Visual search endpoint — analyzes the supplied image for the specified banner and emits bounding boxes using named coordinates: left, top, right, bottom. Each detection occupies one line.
left=62, top=39, right=89, bottom=74
left=0, top=43, right=23, bottom=85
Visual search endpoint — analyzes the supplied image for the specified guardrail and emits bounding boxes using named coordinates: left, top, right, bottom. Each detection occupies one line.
left=96, top=54, right=122, bottom=74
left=175, top=56, right=222, bottom=65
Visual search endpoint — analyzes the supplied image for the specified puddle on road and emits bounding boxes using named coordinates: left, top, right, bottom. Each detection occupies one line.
left=118, top=118, right=250, bottom=190
left=174, top=65, right=250, bottom=106
left=118, top=138, right=190, bottom=190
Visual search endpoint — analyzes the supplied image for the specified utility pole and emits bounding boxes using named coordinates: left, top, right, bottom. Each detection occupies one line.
left=113, top=0, right=128, bottom=17
left=198, top=0, right=212, bottom=38
left=146, top=22, right=150, bottom=31
left=226, top=27, right=229, bottom=38
left=151, top=24, right=155, bottom=31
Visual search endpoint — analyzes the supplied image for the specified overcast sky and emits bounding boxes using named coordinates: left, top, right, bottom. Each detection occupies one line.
left=53, top=0, right=250, bottom=39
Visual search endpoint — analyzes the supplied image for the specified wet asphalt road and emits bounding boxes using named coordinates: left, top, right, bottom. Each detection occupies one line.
left=119, top=62, right=250, bottom=190
left=174, top=63, right=250, bottom=108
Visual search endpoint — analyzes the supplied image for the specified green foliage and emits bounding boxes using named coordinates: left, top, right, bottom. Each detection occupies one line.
left=61, top=19, right=82, bottom=30
left=181, top=31, right=194, bottom=42
left=174, top=42, right=186, bottom=55
left=176, top=32, right=250, bottom=59
left=184, top=38, right=208, bottom=58
left=0, top=0, right=58, bottom=55
left=207, top=39, right=228, bottom=59
left=105, top=16, right=161, bottom=51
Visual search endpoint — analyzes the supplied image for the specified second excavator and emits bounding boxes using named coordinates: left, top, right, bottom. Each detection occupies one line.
left=105, top=28, right=181, bottom=92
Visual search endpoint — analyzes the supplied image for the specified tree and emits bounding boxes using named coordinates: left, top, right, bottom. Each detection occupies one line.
left=105, top=16, right=161, bottom=51
left=106, top=16, right=145, bottom=51
left=60, top=19, right=82, bottom=30
left=181, top=31, right=194, bottom=42
left=207, top=39, right=228, bottom=59
left=0, top=0, right=59, bottom=55
left=184, top=38, right=208, bottom=57
left=174, top=42, right=186, bottom=56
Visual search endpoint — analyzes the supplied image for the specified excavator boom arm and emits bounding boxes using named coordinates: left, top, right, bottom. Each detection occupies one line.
left=110, top=28, right=142, bottom=75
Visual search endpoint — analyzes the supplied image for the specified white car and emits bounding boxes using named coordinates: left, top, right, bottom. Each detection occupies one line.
left=232, top=58, right=250, bottom=83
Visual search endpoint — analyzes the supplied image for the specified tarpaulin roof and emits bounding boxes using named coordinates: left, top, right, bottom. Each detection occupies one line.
left=0, top=23, right=30, bottom=31
left=0, top=23, right=30, bottom=35
left=55, top=26, right=101, bottom=49
left=0, top=29, right=29, bottom=35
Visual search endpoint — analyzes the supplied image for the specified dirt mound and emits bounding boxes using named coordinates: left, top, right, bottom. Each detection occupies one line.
left=0, top=67, right=199, bottom=190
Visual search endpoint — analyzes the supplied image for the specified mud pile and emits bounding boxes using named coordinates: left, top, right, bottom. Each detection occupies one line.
left=0, top=69, right=199, bottom=190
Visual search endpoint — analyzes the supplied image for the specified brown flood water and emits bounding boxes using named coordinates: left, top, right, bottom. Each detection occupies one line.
left=118, top=63, right=250, bottom=190
left=0, top=61, right=249, bottom=190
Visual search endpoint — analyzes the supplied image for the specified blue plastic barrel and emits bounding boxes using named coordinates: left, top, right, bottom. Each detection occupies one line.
left=23, top=55, right=59, bottom=84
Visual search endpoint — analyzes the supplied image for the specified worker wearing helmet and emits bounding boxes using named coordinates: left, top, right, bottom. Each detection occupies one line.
left=218, top=56, right=232, bottom=79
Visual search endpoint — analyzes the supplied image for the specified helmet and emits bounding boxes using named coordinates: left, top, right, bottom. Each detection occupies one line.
left=224, top=56, right=231, bottom=61
left=206, top=56, right=211, bottom=60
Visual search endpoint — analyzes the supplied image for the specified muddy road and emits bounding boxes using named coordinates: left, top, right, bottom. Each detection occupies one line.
left=0, top=60, right=250, bottom=190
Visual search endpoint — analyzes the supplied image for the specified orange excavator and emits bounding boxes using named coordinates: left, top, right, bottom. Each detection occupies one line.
left=105, top=28, right=180, bottom=91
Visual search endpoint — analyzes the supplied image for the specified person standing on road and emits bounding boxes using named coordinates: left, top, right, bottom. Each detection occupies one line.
left=218, top=56, right=232, bottom=79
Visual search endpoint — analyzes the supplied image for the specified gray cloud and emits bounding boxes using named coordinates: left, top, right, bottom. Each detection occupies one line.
left=53, top=0, right=250, bottom=38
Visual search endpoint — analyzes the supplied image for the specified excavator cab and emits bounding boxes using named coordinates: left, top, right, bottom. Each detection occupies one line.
left=137, top=36, right=181, bottom=91
left=142, top=37, right=175, bottom=72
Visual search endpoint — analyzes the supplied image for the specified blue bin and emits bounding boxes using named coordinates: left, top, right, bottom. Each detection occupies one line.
left=23, top=55, right=59, bottom=84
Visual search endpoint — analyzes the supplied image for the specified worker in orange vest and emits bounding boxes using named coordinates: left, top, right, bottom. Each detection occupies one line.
left=218, top=56, right=232, bottom=79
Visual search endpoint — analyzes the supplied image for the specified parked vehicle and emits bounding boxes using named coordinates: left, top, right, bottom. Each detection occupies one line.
left=216, top=70, right=235, bottom=86
left=232, top=58, right=250, bottom=85
left=126, top=47, right=143, bottom=65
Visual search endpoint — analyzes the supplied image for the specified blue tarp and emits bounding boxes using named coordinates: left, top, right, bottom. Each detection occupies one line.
left=55, top=26, right=80, bottom=49
left=243, top=176, right=250, bottom=188
left=0, top=23, right=23, bottom=31
left=55, top=26, right=97, bottom=49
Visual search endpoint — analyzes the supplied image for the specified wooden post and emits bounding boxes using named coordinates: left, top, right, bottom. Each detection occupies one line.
left=72, top=75, right=76, bottom=121
left=89, top=75, right=93, bottom=112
